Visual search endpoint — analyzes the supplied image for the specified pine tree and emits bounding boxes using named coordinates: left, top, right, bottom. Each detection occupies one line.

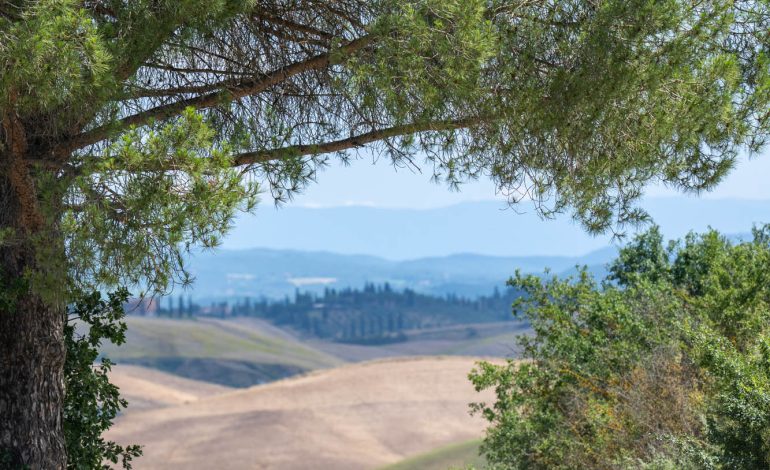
left=1, top=1, right=769, bottom=467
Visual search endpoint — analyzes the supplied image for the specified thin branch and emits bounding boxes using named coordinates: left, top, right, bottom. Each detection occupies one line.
left=233, top=118, right=480, bottom=166
left=128, top=82, right=242, bottom=98
left=141, top=61, right=252, bottom=76
left=62, top=118, right=481, bottom=175
left=54, top=34, right=373, bottom=158
left=252, top=11, right=335, bottom=41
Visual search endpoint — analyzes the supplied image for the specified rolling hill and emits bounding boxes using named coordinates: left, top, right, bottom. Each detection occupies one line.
left=101, top=316, right=343, bottom=387
left=380, top=439, right=484, bottom=470
left=103, top=316, right=526, bottom=385
left=107, top=356, right=500, bottom=470
left=109, top=365, right=232, bottom=412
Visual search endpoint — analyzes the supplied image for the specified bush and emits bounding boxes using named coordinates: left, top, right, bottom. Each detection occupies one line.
left=470, top=227, right=770, bottom=469
left=64, top=289, right=142, bottom=469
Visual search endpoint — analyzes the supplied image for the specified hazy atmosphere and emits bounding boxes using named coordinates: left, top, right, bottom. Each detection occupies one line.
left=108, top=149, right=770, bottom=469
left=3, top=2, right=770, bottom=469
left=223, top=150, right=770, bottom=257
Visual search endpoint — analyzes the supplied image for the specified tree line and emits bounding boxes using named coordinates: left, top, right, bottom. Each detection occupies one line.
left=132, top=283, right=520, bottom=344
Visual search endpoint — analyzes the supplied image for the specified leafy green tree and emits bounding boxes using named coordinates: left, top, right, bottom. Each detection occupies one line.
left=63, top=289, right=141, bottom=469
left=1, top=1, right=769, bottom=467
left=470, top=227, right=770, bottom=469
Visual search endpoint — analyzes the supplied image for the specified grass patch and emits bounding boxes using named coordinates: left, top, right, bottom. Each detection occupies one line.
left=117, top=357, right=306, bottom=387
left=101, top=317, right=342, bottom=376
left=380, top=438, right=484, bottom=470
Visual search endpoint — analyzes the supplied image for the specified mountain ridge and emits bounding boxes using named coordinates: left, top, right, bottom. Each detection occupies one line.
left=174, top=197, right=769, bottom=301
left=184, top=245, right=618, bottom=301
left=222, top=197, right=770, bottom=259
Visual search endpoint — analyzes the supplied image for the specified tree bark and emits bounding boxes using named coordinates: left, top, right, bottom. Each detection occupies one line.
left=0, top=267, right=66, bottom=469
left=0, top=113, right=67, bottom=468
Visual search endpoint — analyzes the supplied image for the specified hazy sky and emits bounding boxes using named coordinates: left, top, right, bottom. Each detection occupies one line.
left=267, top=149, right=770, bottom=209
left=219, top=148, right=770, bottom=256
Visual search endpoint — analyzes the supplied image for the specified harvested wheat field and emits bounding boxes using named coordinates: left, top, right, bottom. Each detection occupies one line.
left=107, top=356, right=501, bottom=469
left=109, top=365, right=233, bottom=411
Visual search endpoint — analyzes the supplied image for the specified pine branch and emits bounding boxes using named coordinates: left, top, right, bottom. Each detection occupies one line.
left=233, top=118, right=480, bottom=166
left=54, top=35, right=373, bottom=158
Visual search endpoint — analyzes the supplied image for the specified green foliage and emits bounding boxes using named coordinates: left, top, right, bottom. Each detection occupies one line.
left=63, top=289, right=142, bottom=469
left=470, top=227, right=770, bottom=469
left=0, top=0, right=111, bottom=114
left=64, top=109, right=257, bottom=294
left=354, top=0, right=496, bottom=125
left=2, top=1, right=770, bottom=464
left=0, top=269, right=29, bottom=314
left=1, top=0, right=767, bottom=295
left=478, top=0, right=770, bottom=233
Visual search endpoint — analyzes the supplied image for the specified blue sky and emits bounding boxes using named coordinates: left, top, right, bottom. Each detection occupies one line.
left=218, top=149, right=770, bottom=257
left=263, top=149, right=770, bottom=209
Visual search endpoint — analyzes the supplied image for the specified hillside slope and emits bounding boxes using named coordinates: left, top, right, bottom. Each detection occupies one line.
left=110, top=365, right=232, bottom=411
left=107, top=356, right=499, bottom=469
left=380, top=439, right=484, bottom=470
left=102, top=317, right=343, bottom=386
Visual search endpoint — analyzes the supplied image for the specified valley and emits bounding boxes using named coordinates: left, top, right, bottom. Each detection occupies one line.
left=102, top=315, right=525, bottom=386
left=107, top=356, right=504, bottom=469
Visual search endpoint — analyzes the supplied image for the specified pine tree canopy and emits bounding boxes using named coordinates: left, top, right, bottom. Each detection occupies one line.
left=1, top=0, right=769, bottom=294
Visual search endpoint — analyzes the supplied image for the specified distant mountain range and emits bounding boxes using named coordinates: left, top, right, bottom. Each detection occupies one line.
left=184, top=246, right=618, bottom=301
left=221, top=198, right=770, bottom=259
left=177, top=198, right=767, bottom=301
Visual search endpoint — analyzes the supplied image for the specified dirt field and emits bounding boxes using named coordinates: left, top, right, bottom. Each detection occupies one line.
left=107, top=356, right=502, bottom=469
left=110, top=365, right=233, bottom=411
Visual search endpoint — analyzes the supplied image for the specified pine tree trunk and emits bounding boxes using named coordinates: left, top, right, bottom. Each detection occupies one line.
left=0, top=274, right=66, bottom=469
left=0, top=115, right=67, bottom=468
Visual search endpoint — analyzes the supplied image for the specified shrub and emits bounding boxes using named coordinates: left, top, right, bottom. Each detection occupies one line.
left=470, top=226, right=770, bottom=469
left=64, top=289, right=142, bottom=469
